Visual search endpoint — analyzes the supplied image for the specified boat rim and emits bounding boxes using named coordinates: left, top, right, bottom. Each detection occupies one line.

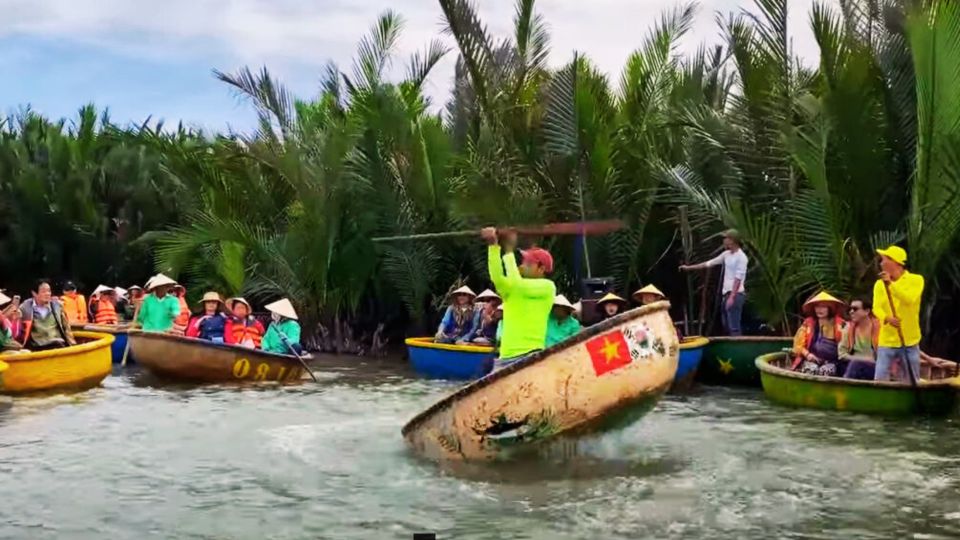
left=405, top=337, right=494, bottom=354
left=401, top=300, right=674, bottom=436
left=128, top=329, right=309, bottom=361
left=82, top=323, right=135, bottom=334
left=707, top=335, right=793, bottom=343
left=756, top=351, right=957, bottom=389
left=0, top=331, right=114, bottom=364
left=680, top=336, right=710, bottom=349
left=0, top=360, right=7, bottom=373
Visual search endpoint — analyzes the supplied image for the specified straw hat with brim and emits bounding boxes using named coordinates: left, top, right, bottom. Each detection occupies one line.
left=802, top=291, right=846, bottom=316
left=447, top=286, right=477, bottom=300
left=597, top=293, right=627, bottom=307
left=265, top=298, right=298, bottom=320
left=128, top=285, right=143, bottom=292
left=147, top=274, right=178, bottom=291
left=475, top=289, right=500, bottom=303
left=0, top=292, right=10, bottom=306
left=876, top=245, right=907, bottom=266
left=92, top=285, right=115, bottom=296
left=230, top=297, right=252, bottom=311
left=197, top=292, right=224, bottom=306
left=553, top=294, right=576, bottom=311
left=632, top=284, right=665, bottom=302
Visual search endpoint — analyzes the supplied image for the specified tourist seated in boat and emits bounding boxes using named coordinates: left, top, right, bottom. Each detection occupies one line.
left=170, top=284, right=191, bottom=336
left=136, top=274, right=182, bottom=333
left=546, top=294, right=581, bottom=347
left=225, top=298, right=264, bottom=349
left=481, top=227, right=556, bottom=369
left=89, top=285, right=120, bottom=325
left=0, top=292, right=22, bottom=352
left=19, top=278, right=76, bottom=351
left=596, top=292, right=627, bottom=321
left=262, top=299, right=302, bottom=355
left=494, top=305, right=503, bottom=347
left=791, top=292, right=845, bottom=377
left=469, top=290, right=501, bottom=345
left=186, top=292, right=228, bottom=343
left=839, top=298, right=880, bottom=380
left=632, top=283, right=683, bottom=339
left=435, top=286, right=477, bottom=345
left=60, top=281, right=88, bottom=325
left=123, top=285, right=145, bottom=321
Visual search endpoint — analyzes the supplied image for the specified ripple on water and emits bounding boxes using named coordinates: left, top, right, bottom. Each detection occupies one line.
left=2, top=364, right=960, bottom=539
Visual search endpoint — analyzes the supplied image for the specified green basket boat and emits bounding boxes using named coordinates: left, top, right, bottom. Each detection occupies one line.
left=697, top=336, right=793, bottom=387
left=756, top=352, right=959, bottom=416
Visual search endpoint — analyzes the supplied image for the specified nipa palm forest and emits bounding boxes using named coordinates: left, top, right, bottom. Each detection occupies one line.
left=2, top=0, right=960, bottom=355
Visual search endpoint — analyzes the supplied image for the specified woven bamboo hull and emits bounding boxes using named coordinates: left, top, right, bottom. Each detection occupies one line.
left=0, top=331, right=114, bottom=394
left=757, top=352, right=958, bottom=416
left=698, top=336, right=793, bottom=386
left=129, top=331, right=306, bottom=384
left=670, top=336, right=709, bottom=393
left=402, top=301, right=679, bottom=461
left=405, top=338, right=496, bottom=380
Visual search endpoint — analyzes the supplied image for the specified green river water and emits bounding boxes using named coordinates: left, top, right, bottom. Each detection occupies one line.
left=2, top=357, right=960, bottom=539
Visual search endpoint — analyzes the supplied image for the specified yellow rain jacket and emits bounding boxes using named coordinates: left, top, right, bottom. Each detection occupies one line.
left=872, top=271, right=924, bottom=348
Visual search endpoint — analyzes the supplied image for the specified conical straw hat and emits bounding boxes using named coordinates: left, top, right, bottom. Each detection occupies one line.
left=92, top=285, right=114, bottom=296
left=114, top=287, right=128, bottom=298
left=572, top=301, right=582, bottom=314
left=553, top=294, right=575, bottom=311
left=632, top=284, right=665, bottom=302
left=265, top=298, right=298, bottom=320
left=597, top=292, right=627, bottom=306
left=475, top=289, right=500, bottom=303
left=147, top=274, right=177, bottom=291
left=447, top=286, right=477, bottom=299
left=0, top=292, right=10, bottom=306
left=802, top=291, right=845, bottom=316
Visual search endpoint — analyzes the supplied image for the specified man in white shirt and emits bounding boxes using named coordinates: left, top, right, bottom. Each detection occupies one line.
left=680, top=230, right=749, bottom=336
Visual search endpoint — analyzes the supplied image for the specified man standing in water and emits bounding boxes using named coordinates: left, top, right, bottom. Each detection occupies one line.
left=481, top=227, right=556, bottom=369
left=872, top=246, right=924, bottom=382
left=679, top=229, right=749, bottom=336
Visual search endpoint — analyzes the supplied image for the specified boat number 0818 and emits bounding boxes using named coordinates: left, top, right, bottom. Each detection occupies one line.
left=231, top=359, right=298, bottom=381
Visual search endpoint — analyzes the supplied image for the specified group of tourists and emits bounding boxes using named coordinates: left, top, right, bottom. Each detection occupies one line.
left=790, top=245, right=942, bottom=383
left=0, top=273, right=302, bottom=356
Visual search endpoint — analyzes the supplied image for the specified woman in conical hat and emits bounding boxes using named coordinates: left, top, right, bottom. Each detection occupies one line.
left=435, top=285, right=477, bottom=345
left=469, top=289, right=501, bottom=345
left=225, top=297, right=265, bottom=349
left=632, top=284, right=666, bottom=306
left=546, top=294, right=582, bottom=347
left=261, top=298, right=302, bottom=355
left=136, top=274, right=182, bottom=333
left=596, top=292, right=627, bottom=321
left=90, top=285, right=119, bottom=326
left=792, top=291, right=846, bottom=377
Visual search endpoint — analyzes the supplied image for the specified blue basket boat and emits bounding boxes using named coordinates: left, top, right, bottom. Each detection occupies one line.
left=406, top=337, right=496, bottom=380
left=671, top=336, right=709, bottom=392
left=83, top=324, right=136, bottom=365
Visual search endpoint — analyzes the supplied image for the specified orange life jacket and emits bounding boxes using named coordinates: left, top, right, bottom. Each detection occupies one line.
left=228, top=317, right=264, bottom=347
left=62, top=293, right=88, bottom=324
left=94, top=298, right=118, bottom=325
left=174, top=296, right=190, bottom=327
left=792, top=316, right=845, bottom=369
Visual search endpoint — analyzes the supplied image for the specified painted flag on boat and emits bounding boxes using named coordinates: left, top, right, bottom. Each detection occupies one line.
left=585, top=330, right=632, bottom=376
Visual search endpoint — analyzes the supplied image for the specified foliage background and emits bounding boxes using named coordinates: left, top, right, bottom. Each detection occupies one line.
left=2, top=0, right=960, bottom=354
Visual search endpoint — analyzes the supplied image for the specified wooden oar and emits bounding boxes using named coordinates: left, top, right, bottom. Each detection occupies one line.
left=121, top=300, right=143, bottom=367
left=882, top=280, right=924, bottom=413
left=278, top=330, right=319, bottom=383
left=371, top=219, right=625, bottom=243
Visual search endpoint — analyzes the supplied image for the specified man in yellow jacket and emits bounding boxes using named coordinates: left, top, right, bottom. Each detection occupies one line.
left=872, top=245, right=924, bottom=382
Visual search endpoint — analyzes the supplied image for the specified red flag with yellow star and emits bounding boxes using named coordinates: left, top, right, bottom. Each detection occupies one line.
left=585, top=330, right=632, bottom=376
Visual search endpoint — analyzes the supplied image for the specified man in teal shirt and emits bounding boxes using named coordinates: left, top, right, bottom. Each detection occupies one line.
left=481, top=227, right=556, bottom=368
left=136, top=274, right=182, bottom=332
left=546, top=294, right=581, bottom=347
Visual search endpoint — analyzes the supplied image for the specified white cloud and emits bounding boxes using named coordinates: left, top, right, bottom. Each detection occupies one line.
left=0, top=0, right=835, bottom=121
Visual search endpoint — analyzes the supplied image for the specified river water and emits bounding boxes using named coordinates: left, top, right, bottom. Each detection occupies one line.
left=2, top=356, right=960, bottom=539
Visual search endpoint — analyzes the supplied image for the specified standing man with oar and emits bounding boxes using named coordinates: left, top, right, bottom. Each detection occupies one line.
left=679, top=229, right=748, bottom=336
left=481, top=227, right=556, bottom=370
left=872, top=245, right=924, bottom=382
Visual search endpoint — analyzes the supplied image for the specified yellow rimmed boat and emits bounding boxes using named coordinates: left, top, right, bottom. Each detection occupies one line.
left=0, top=331, right=114, bottom=394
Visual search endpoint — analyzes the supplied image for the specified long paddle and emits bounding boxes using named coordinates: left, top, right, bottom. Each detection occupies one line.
left=278, top=330, right=319, bottom=383
left=882, top=280, right=924, bottom=413
left=121, top=299, right=143, bottom=367
left=371, top=219, right=625, bottom=243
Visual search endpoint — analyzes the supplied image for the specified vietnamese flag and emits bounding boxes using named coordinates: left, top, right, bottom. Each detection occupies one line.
left=585, top=330, right=632, bottom=376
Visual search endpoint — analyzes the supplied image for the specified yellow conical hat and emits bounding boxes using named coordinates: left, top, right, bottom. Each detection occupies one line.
left=632, top=284, right=665, bottom=302
left=597, top=292, right=627, bottom=306
left=802, top=291, right=845, bottom=316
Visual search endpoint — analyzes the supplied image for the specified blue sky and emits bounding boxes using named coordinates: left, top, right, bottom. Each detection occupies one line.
left=0, top=0, right=828, bottom=134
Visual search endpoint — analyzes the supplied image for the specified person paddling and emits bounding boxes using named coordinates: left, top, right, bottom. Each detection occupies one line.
left=262, top=299, right=302, bottom=355
left=680, top=229, right=748, bottom=336
left=481, top=227, right=556, bottom=369
left=136, top=274, right=182, bottom=333
left=873, top=246, right=924, bottom=382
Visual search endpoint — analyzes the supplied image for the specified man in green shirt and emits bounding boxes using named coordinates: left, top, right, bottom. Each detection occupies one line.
left=136, top=274, right=182, bottom=332
left=546, top=294, right=582, bottom=347
left=481, top=227, right=556, bottom=369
